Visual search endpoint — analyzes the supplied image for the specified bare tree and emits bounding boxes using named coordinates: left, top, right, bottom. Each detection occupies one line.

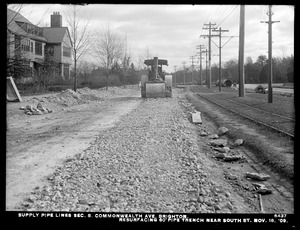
left=279, top=44, right=287, bottom=57
left=121, top=33, right=132, bottom=88
left=143, top=46, right=152, bottom=60
left=65, top=4, right=93, bottom=91
left=94, top=24, right=124, bottom=90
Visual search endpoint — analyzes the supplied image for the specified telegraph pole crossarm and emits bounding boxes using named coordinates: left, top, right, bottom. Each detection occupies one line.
left=201, top=22, right=217, bottom=88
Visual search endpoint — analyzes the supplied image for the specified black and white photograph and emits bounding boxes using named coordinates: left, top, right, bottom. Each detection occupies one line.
left=6, top=3, right=294, bottom=226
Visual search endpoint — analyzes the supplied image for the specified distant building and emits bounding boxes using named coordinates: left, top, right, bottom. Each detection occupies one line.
left=7, top=8, right=72, bottom=79
left=42, top=12, right=72, bottom=79
left=7, top=8, right=47, bottom=77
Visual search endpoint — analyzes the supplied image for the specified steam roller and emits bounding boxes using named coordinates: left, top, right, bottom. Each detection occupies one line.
left=141, top=57, right=172, bottom=98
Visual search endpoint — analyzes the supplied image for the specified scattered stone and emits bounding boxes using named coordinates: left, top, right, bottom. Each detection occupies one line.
left=234, top=139, right=244, bottom=146
left=209, top=139, right=227, bottom=147
left=226, top=173, right=238, bottom=180
left=200, top=131, right=208, bottom=136
left=222, top=202, right=233, bottom=210
left=26, top=105, right=34, bottom=111
left=191, top=111, right=202, bottom=124
left=215, top=152, right=226, bottom=159
left=214, top=204, right=221, bottom=210
left=252, top=183, right=266, bottom=189
left=25, top=196, right=35, bottom=203
left=37, top=102, right=43, bottom=110
left=217, top=126, right=228, bottom=136
left=78, top=199, right=89, bottom=205
left=88, top=201, right=96, bottom=206
left=223, top=155, right=242, bottom=162
left=36, top=110, right=43, bottom=115
left=214, top=146, right=230, bottom=153
left=22, top=202, right=30, bottom=207
left=252, top=183, right=272, bottom=194
left=19, top=106, right=25, bottom=110
left=15, top=91, right=241, bottom=212
left=23, top=103, right=52, bottom=115
left=208, top=134, right=219, bottom=139
left=256, top=187, right=272, bottom=195
left=225, top=191, right=231, bottom=197
left=245, top=172, right=270, bottom=181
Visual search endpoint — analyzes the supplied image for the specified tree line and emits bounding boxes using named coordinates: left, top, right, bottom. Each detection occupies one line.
left=174, top=54, right=294, bottom=85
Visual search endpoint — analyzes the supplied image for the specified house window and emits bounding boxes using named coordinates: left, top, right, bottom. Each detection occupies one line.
left=30, top=42, right=33, bottom=53
left=21, top=38, right=30, bottom=52
left=63, top=46, right=71, bottom=57
left=63, top=64, right=70, bottom=78
left=46, top=45, right=54, bottom=56
left=35, top=41, right=43, bottom=56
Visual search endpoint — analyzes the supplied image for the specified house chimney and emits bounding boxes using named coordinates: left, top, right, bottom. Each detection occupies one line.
left=51, top=11, right=62, bottom=27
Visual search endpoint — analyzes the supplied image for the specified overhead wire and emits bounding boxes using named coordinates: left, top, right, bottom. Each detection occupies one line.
left=216, top=5, right=238, bottom=28
left=215, top=5, right=233, bottom=27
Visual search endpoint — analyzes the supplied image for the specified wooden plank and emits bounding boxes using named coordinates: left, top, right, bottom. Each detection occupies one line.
left=7, top=77, right=22, bottom=102
left=191, top=111, right=202, bottom=124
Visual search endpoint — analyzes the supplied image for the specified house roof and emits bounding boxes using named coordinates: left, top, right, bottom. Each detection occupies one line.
left=42, top=27, right=72, bottom=46
left=7, top=8, right=47, bottom=43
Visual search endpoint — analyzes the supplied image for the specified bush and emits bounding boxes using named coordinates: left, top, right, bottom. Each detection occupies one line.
left=255, top=85, right=267, bottom=94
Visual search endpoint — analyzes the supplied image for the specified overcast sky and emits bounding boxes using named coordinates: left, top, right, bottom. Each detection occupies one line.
left=8, top=4, right=294, bottom=72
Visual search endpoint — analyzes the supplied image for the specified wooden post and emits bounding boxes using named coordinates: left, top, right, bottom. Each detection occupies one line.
left=238, top=5, right=245, bottom=97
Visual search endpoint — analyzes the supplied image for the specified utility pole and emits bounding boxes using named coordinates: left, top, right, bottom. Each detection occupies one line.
left=174, top=65, right=177, bottom=85
left=190, top=55, right=195, bottom=84
left=182, top=61, right=186, bottom=85
left=202, top=49, right=209, bottom=86
left=238, top=5, right=245, bottom=97
left=212, top=27, right=229, bottom=92
left=196, top=45, right=205, bottom=85
left=201, top=22, right=217, bottom=88
left=261, top=5, right=280, bottom=103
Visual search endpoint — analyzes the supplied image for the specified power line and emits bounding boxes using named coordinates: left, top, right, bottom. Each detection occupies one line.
left=215, top=5, right=232, bottom=26
left=200, top=5, right=214, bottom=38
left=216, top=5, right=238, bottom=28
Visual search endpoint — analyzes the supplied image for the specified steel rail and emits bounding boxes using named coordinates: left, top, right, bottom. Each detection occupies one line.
left=206, top=95, right=295, bottom=122
left=195, top=93, right=294, bottom=139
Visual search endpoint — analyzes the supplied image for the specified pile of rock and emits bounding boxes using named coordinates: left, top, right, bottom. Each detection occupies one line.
left=20, top=103, right=53, bottom=115
left=198, top=126, right=245, bottom=162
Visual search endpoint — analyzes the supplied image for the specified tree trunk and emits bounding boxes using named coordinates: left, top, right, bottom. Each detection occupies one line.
left=124, top=74, right=126, bottom=89
left=74, top=58, right=77, bottom=92
left=106, top=74, right=109, bottom=90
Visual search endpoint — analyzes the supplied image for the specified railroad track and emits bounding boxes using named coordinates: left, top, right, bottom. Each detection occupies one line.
left=189, top=87, right=294, bottom=139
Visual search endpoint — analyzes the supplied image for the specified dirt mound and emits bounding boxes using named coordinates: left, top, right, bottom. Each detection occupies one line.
left=24, top=86, right=139, bottom=108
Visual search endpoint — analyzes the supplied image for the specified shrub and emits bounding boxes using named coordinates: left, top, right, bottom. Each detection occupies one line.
left=255, top=85, right=266, bottom=94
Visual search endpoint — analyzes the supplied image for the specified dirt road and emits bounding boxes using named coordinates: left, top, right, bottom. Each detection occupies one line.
left=6, top=86, right=294, bottom=215
left=6, top=87, right=141, bottom=210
